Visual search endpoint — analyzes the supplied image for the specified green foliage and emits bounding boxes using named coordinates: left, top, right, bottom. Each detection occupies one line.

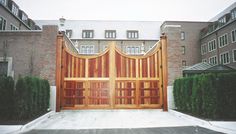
left=191, top=75, right=202, bottom=115
left=0, top=76, right=14, bottom=119
left=173, top=72, right=236, bottom=120
left=15, top=76, right=50, bottom=120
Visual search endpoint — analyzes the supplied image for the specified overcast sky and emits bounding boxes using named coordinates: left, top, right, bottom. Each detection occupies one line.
left=14, top=0, right=235, bottom=21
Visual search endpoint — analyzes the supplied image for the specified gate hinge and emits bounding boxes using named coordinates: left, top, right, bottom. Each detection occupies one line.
left=160, top=46, right=162, bottom=50
left=160, top=65, right=163, bottom=68
left=161, top=84, right=163, bottom=88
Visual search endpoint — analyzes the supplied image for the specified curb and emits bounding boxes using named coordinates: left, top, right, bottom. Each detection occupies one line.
left=18, top=111, right=55, bottom=133
left=169, top=109, right=236, bottom=134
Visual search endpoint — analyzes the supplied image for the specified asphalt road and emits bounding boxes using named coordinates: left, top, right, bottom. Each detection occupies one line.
left=22, top=126, right=224, bottom=134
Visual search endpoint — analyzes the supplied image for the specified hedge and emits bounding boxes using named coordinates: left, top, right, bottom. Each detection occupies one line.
left=15, top=76, right=50, bottom=119
left=173, top=72, right=236, bottom=120
left=0, top=76, right=14, bottom=119
left=0, top=75, right=50, bottom=120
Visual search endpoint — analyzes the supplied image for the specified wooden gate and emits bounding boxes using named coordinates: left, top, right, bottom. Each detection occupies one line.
left=56, top=34, right=168, bottom=111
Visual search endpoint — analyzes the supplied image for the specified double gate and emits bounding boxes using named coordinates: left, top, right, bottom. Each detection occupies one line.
left=56, top=35, right=168, bottom=111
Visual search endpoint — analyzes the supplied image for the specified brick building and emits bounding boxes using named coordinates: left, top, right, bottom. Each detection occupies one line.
left=200, top=3, right=236, bottom=69
left=0, top=0, right=40, bottom=30
left=0, top=26, right=58, bottom=85
left=160, top=21, right=210, bottom=85
left=35, top=20, right=162, bottom=55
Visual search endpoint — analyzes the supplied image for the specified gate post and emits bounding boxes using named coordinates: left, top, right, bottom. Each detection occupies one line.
left=161, top=35, right=168, bottom=111
left=55, top=33, right=63, bottom=112
left=109, top=42, right=116, bottom=108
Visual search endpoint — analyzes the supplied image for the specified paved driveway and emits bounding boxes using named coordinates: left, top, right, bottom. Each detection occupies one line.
left=23, top=126, right=223, bottom=134
left=22, top=110, right=223, bottom=134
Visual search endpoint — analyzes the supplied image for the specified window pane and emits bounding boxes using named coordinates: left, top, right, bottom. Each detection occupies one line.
left=0, top=61, right=8, bottom=76
left=234, top=50, right=236, bottom=61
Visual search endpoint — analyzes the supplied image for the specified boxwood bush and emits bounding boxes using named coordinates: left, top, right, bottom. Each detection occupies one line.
left=0, top=76, right=14, bottom=119
left=15, top=76, right=50, bottom=119
left=173, top=72, right=236, bottom=120
left=0, top=75, right=50, bottom=120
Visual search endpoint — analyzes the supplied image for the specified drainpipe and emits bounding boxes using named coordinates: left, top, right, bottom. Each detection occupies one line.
left=215, top=32, right=220, bottom=64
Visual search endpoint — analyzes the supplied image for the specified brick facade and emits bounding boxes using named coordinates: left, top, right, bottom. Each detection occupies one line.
left=0, top=25, right=58, bottom=85
left=160, top=21, right=210, bottom=85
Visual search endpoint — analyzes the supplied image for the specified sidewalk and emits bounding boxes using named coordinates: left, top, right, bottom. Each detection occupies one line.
left=1, top=109, right=235, bottom=134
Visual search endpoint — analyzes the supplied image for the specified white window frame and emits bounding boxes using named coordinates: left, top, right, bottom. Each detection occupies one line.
left=220, top=51, right=230, bottom=65
left=80, top=45, right=94, bottom=54
left=181, top=31, right=185, bottom=40
left=209, top=55, right=217, bottom=65
left=10, top=23, right=18, bottom=30
left=232, top=49, right=236, bottom=62
left=105, top=30, right=116, bottom=38
left=202, top=59, right=207, bottom=63
left=231, top=8, right=236, bottom=20
left=12, top=4, right=19, bottom=16
left=208, top=39, right=216, bottom=52
left=0, top=57, right=14, bottom=77
left=218, top=33, right=228, bottom=48
left=182, top=60, right=186, bottom=67
left=127, top=30, right=139, bottom=39
left=0, top=0, right=7, bottom=6
left=201, top=43, right=207, bottom=55
left=82, top=30, right=94, bottom=38
left=231, top=29, right=236, bottom=43
left=0, top=16, right=7, bottom=30
left=126, top=46, right=140, bottom=55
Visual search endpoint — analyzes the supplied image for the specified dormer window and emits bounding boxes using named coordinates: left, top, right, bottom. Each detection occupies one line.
left=105, top=30, right=116, bottom=38
left=66, top=30, right=72, bottom=38
left=11, top=3, right=19, bottom=16
left=127, top=30, right=139, bottom=39
left=231, top=8, right=236, bottom=20
left=22, top=14, right=28, bottom=21
left=82, top=30, right=94, bottom=38
left=0, top=0, right=7, bottom=6
left=19, top=10, right=28, bottom=23
left=218, top=16, right=226, bottom=27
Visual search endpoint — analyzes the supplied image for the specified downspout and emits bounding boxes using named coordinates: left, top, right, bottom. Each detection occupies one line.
left=215, top=32, right=220, bottom=64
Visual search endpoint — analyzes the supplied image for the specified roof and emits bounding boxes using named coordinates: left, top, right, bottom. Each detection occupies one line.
left=183, top=63, right=236, bottom=74
left=184, top=62, right=213, bottom=71
left=210, top=2, right=236, bottom=21
left=35, top=20, right=162, bottom=40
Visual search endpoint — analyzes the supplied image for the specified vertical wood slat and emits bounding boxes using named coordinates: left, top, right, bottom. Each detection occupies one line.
left=61, top=47, right=66, bottom=107
left=158, top=50, right=163, bottom=107
left=58, top=37, right=167, bottom=110
left=161, top=36, right=168, bottom=111
left=55, top=34, right=63, bottom=112
left=147, top=57, right=150, bottom=78
left=109, top=42, right=116, bottom=108
left=155, top=53, right=158, bottom=78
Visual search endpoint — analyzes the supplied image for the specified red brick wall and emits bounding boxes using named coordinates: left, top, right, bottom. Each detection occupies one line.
left=0, top=25, right=58, bottom=85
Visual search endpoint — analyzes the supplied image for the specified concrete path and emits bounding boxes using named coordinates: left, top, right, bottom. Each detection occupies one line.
left=32, top=109, right=196, bottom=129
left=23, top=126, right=223, bottom=134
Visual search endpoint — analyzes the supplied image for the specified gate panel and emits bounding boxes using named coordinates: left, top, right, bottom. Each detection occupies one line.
left=88, top=81, right=109, bottom=105
left=56, top=34, right=168, bottom=111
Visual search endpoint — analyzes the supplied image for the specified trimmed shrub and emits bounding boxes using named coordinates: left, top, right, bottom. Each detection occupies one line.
left=0, top=76, right=14, bottom=119
left=201, top=74, right=216, bottom=119
left=173, top=78, right=181, bottom=110
left=15, top=76, right=50, bottom=119
left=173, top=72, right=236, bottom=120
left=183, top=77, right=193, bottom=112
left=191, top=75, right=202, bottom=115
